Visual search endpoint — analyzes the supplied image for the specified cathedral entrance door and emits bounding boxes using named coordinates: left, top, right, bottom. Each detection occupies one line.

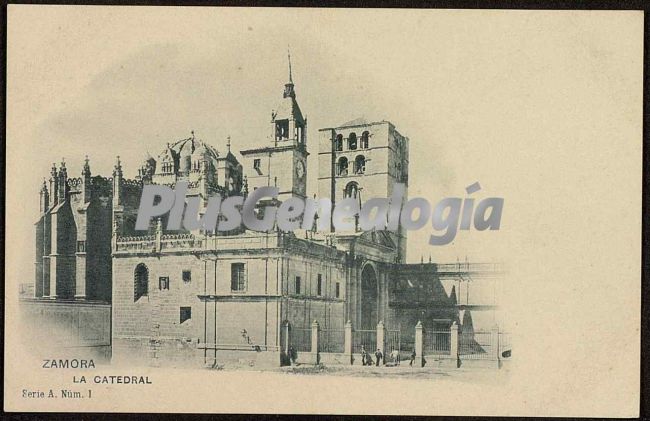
left=360, top=265, right=378, bottom=330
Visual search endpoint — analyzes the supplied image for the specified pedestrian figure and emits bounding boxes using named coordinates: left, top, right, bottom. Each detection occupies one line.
left=409, top=349, right=416, bottom=366
left=390, top=349, right=400, bottom=365
left=361, top=345, right=368, bottom=366
left=375, top=349, right=383, bottom=366
left=289, top=346, right=297, bottom=365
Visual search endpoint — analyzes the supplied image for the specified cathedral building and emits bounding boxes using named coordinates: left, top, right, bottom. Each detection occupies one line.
left=32, top=64, right=464, bottom=366
left=34, top=158, right=113, bottom=301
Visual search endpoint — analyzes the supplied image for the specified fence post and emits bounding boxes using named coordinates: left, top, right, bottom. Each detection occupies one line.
left=344, top=320, right=353, bottom=365
left=376, top=320, right=385, bottom=360
left=310, top=320, right=320, bottom=364
left=491, top=325, right=500, bottom=368
left=450, top=321, right=459, bottom=362
left=415, top=321, right=424, bottom=367
left=283, top=320, right=290, bottom=354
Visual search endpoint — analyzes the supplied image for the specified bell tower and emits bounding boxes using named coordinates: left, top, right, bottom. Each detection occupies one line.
left=241, top=50, right=308, bottom=200
left=272, top=51, right=306, bottom=149
left=317, top=119, right=410, bottom=261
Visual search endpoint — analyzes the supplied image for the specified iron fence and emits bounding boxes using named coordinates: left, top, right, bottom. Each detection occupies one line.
left=320, top=329, right=345, bottom=353
left=291, top=327, right=312, bottom=352
left=385, top=329, right=401, bottom=354
left=459, top=330, right=494, bottom=360
left=424, top=330, right=451, bottom=355
left=352, top=329, right=376, bottom=354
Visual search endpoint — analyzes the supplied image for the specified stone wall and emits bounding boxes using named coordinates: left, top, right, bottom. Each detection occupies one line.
left=111, top=233, right=350, bottom=366
left=19, top=299, right=111, bottom=362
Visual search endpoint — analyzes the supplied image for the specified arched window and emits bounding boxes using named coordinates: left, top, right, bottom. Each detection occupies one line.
left=335, top=134, right=343, bottom=151
left=344, top=181, right=359, bottom=198
left=354, top=155, right=366, bottom=174
left=348, top=133, right=357, bottom=150
left=134, top=263, right=149, bottom=302
left=337, top=157, right=349, bottom=176
left=275, top=119, right=289, bottom=140
left=361, top=131, right=369, bottom=149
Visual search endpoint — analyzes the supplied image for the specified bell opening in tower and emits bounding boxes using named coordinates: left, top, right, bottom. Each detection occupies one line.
left=275, top=120, right=289, bottom=140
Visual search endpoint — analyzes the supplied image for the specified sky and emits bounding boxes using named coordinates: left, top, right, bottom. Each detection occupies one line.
left=5, top=7, right=644, bottom=414
left=7, top=6, right=552, bottom=265
left=7, top=7, right=641, bottom=264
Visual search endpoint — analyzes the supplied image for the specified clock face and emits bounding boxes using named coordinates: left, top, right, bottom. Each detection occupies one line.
left=296, top=160, right=305, bottom=179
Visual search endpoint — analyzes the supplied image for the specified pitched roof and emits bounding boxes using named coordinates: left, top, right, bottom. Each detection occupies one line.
left=274, top=96, right=304, bottom=123
left=340, top=117, right=369, bottom=127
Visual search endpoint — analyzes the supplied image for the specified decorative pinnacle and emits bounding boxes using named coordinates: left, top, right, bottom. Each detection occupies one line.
left=113, top=155, right=122, bottom=176
left=82, top=155, right=91, bottom=176
left=227, top=135, right=231, bottom=153
left=59, top=158, right=67, bottom=177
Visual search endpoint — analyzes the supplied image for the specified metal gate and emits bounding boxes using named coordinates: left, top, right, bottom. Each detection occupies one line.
left=385, top=329, right=401, bottom=354
left=423, top=329, right=451, bottom=355
left=291, top=327, right=312, bottom=352
left=352, top=329, right=376, bottom=354
left=320, top=329, right=345, bottom=353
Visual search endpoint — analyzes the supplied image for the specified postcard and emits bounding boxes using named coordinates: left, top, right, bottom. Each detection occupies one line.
left=4, top=6, right=642, bottom=416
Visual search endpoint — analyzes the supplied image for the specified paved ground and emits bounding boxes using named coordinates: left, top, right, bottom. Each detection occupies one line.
left=270, top=360, right=512, bottom=383
left=201, top=353, right=513, bottom=383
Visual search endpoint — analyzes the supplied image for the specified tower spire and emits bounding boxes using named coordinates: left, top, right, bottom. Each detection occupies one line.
left=288, top=46, right=293, bottom=83
left=283, top=47, right=295, bottom=99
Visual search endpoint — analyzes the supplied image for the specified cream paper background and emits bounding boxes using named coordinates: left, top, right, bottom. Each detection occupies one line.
left=4, top=6, right=642, bottom=416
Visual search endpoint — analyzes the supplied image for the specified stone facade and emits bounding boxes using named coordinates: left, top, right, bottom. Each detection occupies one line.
left=112, top=231, right=353, bottom=365
left=34, top=158, right=113, bottom=301
left=318, top=119, right=410, bottom=261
